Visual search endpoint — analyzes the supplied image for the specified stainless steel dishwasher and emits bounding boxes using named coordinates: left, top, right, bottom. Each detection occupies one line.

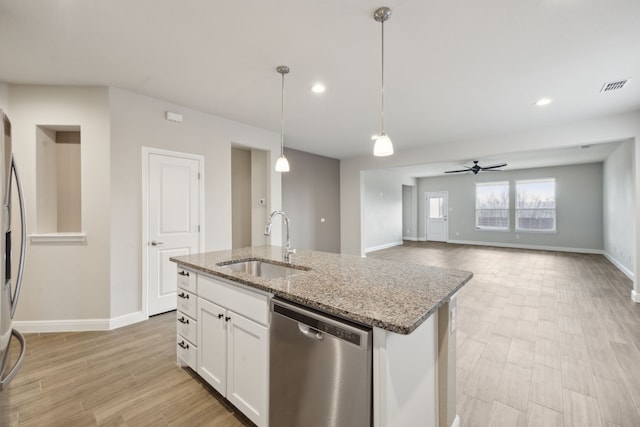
left=269, top=298, right=372, bottom=427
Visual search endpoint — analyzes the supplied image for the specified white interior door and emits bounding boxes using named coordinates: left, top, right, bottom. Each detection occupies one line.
left=426, top=192, right=448, bottom=242
left=145, top=150, right=202, bottom=316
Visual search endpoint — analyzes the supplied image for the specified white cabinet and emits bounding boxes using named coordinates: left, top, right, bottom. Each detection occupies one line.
left=177, top=271, right=269, bottom=427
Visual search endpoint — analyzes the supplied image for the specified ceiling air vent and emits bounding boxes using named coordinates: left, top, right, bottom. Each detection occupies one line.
left=600, top=79, right=630, bottom=93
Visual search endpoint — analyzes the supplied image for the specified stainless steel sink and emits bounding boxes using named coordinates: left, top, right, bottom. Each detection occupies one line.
left=218, top=259, right=309, bottom=279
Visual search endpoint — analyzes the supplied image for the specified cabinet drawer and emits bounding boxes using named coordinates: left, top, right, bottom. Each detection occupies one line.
left=177, top=337, right=197, bottom=370
left=177, top=289, right=197, bottom=318
left=198, top=275, right=269, bottom=325
left=177, top=311, right=197, bottom=343
left=177, top=268, right=197, bottom=293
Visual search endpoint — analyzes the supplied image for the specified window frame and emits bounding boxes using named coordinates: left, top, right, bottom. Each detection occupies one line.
left=475, top=181, right=510, bottom=231
left=515, top=178, right=557, bottom=233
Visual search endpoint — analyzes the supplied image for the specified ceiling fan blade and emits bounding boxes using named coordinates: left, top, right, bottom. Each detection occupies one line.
left=480, top=163, right=507, bottom=170
left=444, top=168, right=471, bottom=173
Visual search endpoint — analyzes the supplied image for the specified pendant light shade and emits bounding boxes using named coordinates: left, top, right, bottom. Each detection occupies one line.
left=373, top=133, right=394, bottom=157
left=275, top=65, right=290, bottom=172
left=373, top=7, right=394, bottom=157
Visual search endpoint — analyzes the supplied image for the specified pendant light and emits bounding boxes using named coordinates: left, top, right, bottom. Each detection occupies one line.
left=275, top=65, right=290, bottom=172
left=372, top=7, right=394, bottom=157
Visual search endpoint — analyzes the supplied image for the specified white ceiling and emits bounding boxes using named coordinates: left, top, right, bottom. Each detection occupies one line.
left=1, top=0, right=639, bottom=164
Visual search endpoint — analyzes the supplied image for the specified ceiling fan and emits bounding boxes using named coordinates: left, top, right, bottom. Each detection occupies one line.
left=444, top=160, right=507, bottom=175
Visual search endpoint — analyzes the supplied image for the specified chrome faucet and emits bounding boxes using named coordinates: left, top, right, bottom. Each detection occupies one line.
left=264, top=210, right=296, bottom=263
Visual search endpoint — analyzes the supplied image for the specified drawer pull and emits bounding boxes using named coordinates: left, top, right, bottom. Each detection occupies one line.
left=217, top=314, right=224, bottom=319
left=225, top=316, right=231, bottom=322
left=178, top=292, right=189, bottom=299
left=178, top=271, right=190, bottom=277
left=178, top=341, right=189, bottom=350
left=178, top=316, right=189, bottom=324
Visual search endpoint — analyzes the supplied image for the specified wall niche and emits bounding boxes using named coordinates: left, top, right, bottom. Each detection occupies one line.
left=35, top=125, right=82, bottom=235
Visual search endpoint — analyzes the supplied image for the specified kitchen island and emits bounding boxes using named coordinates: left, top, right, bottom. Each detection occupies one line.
left=171, top=246, right=472, bottom=427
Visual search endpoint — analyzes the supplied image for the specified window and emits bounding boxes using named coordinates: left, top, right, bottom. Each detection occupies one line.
left=475, top=181, right=509, bottom=230
left=429, top=196, right=444, bottom=219
left=516, top=178, right=556, bottom=232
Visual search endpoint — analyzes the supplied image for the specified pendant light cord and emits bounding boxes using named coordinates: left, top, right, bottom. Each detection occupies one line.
left=381, top=18, right=385, bottom=135
left=280, top=71, right=285, bottom=156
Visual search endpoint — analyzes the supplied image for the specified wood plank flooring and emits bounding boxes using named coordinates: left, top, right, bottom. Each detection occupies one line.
left=0, top=312, right=253, bottom=426
left=2, top=241, right=639, bottom=426
left=369, top=241, right=640, bottom=427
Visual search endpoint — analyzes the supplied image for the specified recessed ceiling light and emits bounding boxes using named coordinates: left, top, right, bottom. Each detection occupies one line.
left=535, top=98, right=552, bottom=106
left=311, top=83, right=326, bottom=94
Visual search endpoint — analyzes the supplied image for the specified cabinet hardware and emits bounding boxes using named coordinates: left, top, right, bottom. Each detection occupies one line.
left=218, top=314, right=224, bottom=319
left=178, top=317, right=189, bottom=324
left=178, top=292, right=189, bottom=299
left=225, top=316, right=231, bottom=322
left=178, top=271, right=190, bottom=277
left=150, top=240, right=165, bottom=246
left=178, top=341, right=189, bottom=349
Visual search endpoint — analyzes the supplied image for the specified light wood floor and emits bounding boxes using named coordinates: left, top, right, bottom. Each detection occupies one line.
left=1, top=311, right=253, bottom=426
left=369, top=241, right=640, bottom=427
left=2, top=242, right=639, bottom=426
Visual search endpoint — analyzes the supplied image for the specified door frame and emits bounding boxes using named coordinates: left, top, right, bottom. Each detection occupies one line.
left=141, top=147, right=205, bottom=318
left=424, top=191, right=449, bottom=242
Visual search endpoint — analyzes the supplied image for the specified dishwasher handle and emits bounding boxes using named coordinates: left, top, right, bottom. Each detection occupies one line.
left=298, top=323, right=323, bottom=340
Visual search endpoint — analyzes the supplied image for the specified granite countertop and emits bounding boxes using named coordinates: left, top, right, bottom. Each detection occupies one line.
left=170, top=246, right=473, bottom=335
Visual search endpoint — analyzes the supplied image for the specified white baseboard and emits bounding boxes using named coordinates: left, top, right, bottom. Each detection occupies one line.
left=632, top=290, right=639, bottom=303
left=447, top=239, right=603, bottom=255
left=451, top=415, right=460, bottom=427
left=110, top=311, right=147, bottom=329
left=602, top=251, right=635, bottom=281
left=402, top=236, right=418, bottom=241
left=365, top=240, right=404, bottom=254
left=14, top=311, right=147, bottom=333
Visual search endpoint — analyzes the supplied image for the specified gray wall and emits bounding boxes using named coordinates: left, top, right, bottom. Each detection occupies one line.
left=282, top=148, right=340, bottom=253
left=603, top=140, right=635, bottom=276
left=231, top=147, right=252, bottom=248
left=402, top=185, right=418, bottom=240
left=362, top=170, right=404, bottom=252
left=417, top=162, right=604, bottom=251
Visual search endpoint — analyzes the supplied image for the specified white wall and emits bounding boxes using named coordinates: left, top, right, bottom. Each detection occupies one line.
left=10, top=85, right=112, bottom=322
left=418, top=163, right=604, bottom=251
left=362, top=170, right=404, bottom=252
left=108, top=87, right=282, bottom=319
left=603, top=140, right=635, bottom=278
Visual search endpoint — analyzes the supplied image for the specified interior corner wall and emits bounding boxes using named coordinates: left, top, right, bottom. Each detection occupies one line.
left=363, top=170, right=404, bottom=253
left=417, top=163, right=604, bottom=251
left=603, top=140, right=635, bottom=277
left=0, top=82, right=9, bottom=112
left=9, top=85, right=111, bottom=322
left=402, top=184, right=418, bottom=241
left=282, top=148, right=340, bottom=253
left=108, top=87, right=282, bottom=319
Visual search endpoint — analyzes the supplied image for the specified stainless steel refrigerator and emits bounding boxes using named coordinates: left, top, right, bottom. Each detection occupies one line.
left=0, top=109, right=27, bottom=390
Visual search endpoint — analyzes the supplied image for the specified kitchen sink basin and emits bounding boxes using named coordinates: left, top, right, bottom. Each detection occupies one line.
left=218, top=259, right=309, bottom=279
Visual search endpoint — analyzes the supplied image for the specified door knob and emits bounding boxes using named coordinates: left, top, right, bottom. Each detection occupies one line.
left=151, top=240, right=164, bottom=246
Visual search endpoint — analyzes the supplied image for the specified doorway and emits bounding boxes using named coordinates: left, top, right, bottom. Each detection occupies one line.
left=425, top=191, right=448, bottom=242
left=142, top=147, right=204, bottom=316
left=231, top=146, right=269, bottom=248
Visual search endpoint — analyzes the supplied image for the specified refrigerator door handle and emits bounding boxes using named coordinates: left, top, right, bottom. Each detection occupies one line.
left=9, top=156, right=26, bottom=318
left=0, top=329, right=26, bottom=390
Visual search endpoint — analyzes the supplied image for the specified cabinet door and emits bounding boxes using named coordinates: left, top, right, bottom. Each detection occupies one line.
left=197, top=297, right=227, bottom=395
left=227, top=311, right=268, bottom=427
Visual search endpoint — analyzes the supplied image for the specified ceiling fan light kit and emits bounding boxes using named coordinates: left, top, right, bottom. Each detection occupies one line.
left=444, top=160, right=507, bottom=175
